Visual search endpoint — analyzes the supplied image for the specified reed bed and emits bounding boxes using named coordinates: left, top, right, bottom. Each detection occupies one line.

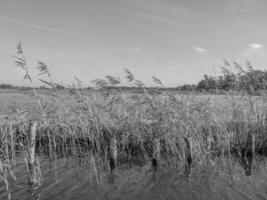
left=1, top=90, right=267, bottom=185
left=1, top=43, right=267, bottom=192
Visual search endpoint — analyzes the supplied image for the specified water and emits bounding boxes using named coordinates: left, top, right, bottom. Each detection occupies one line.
left=1, top=157, right=267, bottom=200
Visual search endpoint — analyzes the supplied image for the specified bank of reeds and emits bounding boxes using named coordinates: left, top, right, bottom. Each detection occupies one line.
left=1, top=43, right=267, bottom=190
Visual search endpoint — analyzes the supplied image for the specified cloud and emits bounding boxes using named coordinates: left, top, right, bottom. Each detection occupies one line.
left=241, top=43, right=264, bottom=58
left=248, top=43, right=263, bottom=50
left=109, top=9, right=183, bottom=26
left=0, top=16, right=87, bottom=38
left=127, top=11, right=176, bottom=24
left=194, top=46, right=206, bottom=53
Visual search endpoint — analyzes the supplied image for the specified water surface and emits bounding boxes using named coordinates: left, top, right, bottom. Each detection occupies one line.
left=1, top=157, right=267, bottom=200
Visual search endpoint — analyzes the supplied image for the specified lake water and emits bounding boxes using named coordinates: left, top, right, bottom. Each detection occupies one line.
left=1, top=157, right=267, bottom=200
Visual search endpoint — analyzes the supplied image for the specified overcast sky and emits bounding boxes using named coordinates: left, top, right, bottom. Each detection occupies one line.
left=1, top=0, right=267, bottom=86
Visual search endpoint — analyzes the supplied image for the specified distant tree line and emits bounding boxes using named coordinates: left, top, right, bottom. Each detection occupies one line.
left=185, top=60, right=267, bottom=94
left=0, top=84, right=34, bottom=90
left=0, top=84, right=65, bottom=90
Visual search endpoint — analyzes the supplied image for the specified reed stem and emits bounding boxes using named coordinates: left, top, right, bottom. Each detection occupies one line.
left=27, top=121, right=37, bottom=186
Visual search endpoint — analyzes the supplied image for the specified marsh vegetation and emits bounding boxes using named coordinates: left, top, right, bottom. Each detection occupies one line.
left=1, top=43, right=267, bottom=199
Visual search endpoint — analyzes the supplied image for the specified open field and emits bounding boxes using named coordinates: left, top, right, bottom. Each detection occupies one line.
left=1, top=88, right=267, bottom=199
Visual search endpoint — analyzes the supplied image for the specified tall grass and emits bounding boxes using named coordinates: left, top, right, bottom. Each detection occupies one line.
left=1, top=43, right=267, bottom=193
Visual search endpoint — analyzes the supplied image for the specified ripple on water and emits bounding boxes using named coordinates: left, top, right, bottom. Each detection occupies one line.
left=1, top=157, right=267, bottom=200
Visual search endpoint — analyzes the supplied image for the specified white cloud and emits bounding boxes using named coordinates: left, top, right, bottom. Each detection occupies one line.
left=0, top=16, right=87, bottom=38
left=241, top=43, right=264, bottom=58
left=194, top=46, right=206, bottom=53
left=109, top=8, right=184, bottom=26
left=248, top=43, right=263, bottom=50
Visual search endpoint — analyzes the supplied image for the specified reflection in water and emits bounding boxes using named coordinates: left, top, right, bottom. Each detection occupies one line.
left=27, top=187, right=41, bottom=200
left=238, top=134, right=255, bottom=177
left=1, top=156, right=267, bottom=200
left=239, top=155, right=253, bottom=176
left=184, top=164, right=191, bottom=178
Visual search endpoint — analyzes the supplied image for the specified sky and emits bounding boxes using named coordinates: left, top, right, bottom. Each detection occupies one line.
left=1, top=0, right=267, bottom=87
